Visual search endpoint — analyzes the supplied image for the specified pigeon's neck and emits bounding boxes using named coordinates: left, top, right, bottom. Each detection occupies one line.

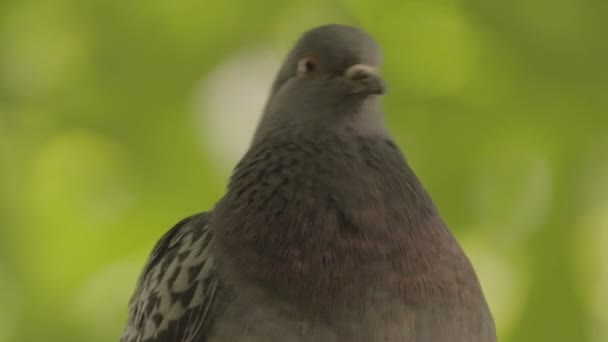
left=346, top=96, right=387, bottom=137
left=253, top=95, right=388, bottom=146
left=234, top=125, right=434, bottom=225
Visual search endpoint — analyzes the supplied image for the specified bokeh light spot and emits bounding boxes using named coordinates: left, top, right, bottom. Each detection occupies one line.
left=0, top=1, right=85, bottom=98
left=72, top=259, right=142, bottom=341
left=461, top=234, right=528, bottom=339
left=574, top=142, right=608, bottom=342
left=472, top=141, right=553, bottom=243
left=575, top=204, right=608, bottom=342
left=21, top=131, right=132, bottom=295
left=197, top=49, right=280, bottom=168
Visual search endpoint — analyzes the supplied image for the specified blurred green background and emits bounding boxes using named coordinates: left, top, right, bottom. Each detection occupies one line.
left=1, top=0, right=607, bottom=341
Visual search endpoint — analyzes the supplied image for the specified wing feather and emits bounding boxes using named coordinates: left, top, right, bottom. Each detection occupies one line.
left=121, top=212, right=221, bottom=342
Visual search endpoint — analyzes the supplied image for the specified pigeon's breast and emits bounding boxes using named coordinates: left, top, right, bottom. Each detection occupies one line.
left=213, top=132, right=423, bottom=297
left=210, top=133, right=495, bottom=342
left=205, top=276, right=418, bottom=342
left=206, top=276, right=495, bottom=342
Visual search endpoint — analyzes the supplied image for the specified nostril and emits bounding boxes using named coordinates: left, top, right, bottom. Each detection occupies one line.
left=345, top=64, right=378, bottom=81
left=349, top=70, right=370, bottom=81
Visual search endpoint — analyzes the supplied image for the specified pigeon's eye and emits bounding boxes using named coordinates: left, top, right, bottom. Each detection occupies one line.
left=297, top=56, right=318, bottom=76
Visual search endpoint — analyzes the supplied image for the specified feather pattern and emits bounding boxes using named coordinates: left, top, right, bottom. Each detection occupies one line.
left=121, top=212, right=221, bottom=342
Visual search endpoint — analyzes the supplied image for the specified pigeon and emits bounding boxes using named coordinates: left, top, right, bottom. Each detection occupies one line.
left=121, top=24, right=496, bottom=342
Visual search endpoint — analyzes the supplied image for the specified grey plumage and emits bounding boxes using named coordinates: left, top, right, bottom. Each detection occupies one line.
left=121, top=24, right=496, bottom=342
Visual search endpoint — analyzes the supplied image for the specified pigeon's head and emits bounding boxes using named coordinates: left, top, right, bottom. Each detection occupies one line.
left=269, top=24, right=385, bottom=104
left=253, top=24, right=388, bottom=143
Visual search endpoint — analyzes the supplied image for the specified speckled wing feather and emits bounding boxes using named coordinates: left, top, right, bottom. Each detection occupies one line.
left=121, top=212, right=221, bottom=342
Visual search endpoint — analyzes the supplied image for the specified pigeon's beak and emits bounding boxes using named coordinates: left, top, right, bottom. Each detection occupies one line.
left=345, top=64, right=386, bottom=95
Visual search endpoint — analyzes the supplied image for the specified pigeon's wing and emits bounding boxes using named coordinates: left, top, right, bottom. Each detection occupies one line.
left=121, top=212, right=222, bottom=342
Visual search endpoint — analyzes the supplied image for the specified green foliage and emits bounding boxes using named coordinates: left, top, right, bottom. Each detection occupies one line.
left=0, top=0, right=606, bottom=341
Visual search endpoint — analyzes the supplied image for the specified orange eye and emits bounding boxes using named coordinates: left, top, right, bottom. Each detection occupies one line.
left=297, top=56, right=317, bottom=76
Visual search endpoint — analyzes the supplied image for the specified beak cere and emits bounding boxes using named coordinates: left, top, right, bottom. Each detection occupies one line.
left=345, top=64, right=387, bottom=95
